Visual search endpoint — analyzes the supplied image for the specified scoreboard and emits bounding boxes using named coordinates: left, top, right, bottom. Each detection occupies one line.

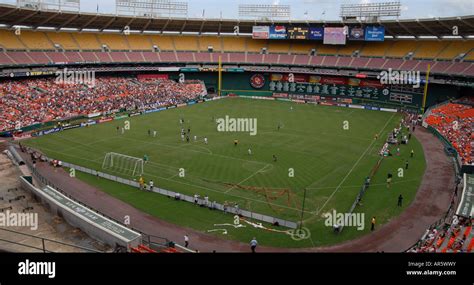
left=287, top=27, right=309, bottom=40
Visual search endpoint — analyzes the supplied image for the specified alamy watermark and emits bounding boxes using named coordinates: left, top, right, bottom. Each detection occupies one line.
left=377, top=68, right=421, bottom=88
left=216, top=115, right=258, bottom=136
left=0, top=210, right=38, bottom=230
left=55, top=67, right=95, bottom=87
left=324, top=210, right=365, bottom=231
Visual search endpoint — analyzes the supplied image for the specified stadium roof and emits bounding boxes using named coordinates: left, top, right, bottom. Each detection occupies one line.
left=0, top=3, right=473, bottom=38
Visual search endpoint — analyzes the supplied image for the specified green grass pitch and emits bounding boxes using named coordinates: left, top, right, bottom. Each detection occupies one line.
left=24, top=97, right=426, bottom=248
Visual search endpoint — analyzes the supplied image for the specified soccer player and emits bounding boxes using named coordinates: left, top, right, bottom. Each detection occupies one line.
left=116, top=126, right=120, bottom=133
left=248, top=148, right=252, bottom=155
left=398, top=194, right=403, bottom=207
left=194, top=135, right=197, bottom=142
left=410, top=149, right=414, bottom=158
left=148, top=129, right=151, bottom=136
left=405, top=160, right=409, bottom=170
left=273, top=154, right=277, bottom=162
left=149, top=180, right=154, bottom=191
left=234, top=139, right=239, bottom=146
left=277, top=123, right=281, bottom=131
left=186, top=135, right=190, bottom=143
left=181, top=133, right=185, bottom=142
left=371, top=217, right=376, bottom=231
left=139, top=176, right=145, bottom=190
left=143, top=154, right=149, bottom=164
left=121, top=127, right=125, bottom=135
left=387, top=172, right=392, bottom=188
left=204, top=137, right=208, bottom=144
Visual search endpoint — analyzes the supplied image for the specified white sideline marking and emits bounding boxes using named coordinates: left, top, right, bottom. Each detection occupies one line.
left=315, top=113, right=396, bottom=216
left=225, top=164, right=271, bottom=193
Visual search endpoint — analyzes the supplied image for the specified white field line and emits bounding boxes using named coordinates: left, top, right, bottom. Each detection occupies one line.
left=34, top=146, right=312, bottom=214
left=224, top=164, right=271, bottom=193
left=315, top=113, right=396, bottom=216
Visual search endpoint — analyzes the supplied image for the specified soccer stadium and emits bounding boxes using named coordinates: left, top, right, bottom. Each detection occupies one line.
left=0, top=0, right=473, bottom=261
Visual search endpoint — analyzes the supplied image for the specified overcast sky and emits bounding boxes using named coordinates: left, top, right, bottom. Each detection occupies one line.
left=1, top=0, right=473, bottom=20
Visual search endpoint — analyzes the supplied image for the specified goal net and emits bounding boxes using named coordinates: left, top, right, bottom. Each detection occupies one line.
left=102, top=152, right=144, bottom=177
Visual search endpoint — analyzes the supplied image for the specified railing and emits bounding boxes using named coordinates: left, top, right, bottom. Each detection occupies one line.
left=0, top=227, right=101, bottom=253
left=59, top=160, right=298, bottom=229
left=19, top=153, right=172, bottom=250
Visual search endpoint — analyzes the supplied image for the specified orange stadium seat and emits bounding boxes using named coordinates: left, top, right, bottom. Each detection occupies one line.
left=0, top=30, right=26, bottom=50
left=222, top=37, right=246, bottom=52
left=414, top=41, right=448, bottom=59
left=267, top=40, right=291, bottom=54
left=437, top=41, right=474, bottom=60
left=290, top=42, right=317, bottom=55
left=198, top=36, right=222, bottom=52
left=315, top=43, right=339, bottom=56
left=125, top=34, right=154, bottom=51
left=386, top=40, right=419, bottom=58
left=246, top=38, right=267, bottom=53
left=17, top=31, right=54, bottom=50
left=360, top=41, right=393, bottom=57
left=174, top=36, right=199, bottom=51
left=149, top=35, right=175, bottom=51
left=45, top=32, right=80, bottom=50
left=97, top=33, right=130, bottom=50
left=73, top=33, right=102, bottom=50
left=337, top=42, right=364, bottom=56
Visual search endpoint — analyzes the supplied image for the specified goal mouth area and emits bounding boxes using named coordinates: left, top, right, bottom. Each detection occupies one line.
left=102, top=152, right=145, bottom=177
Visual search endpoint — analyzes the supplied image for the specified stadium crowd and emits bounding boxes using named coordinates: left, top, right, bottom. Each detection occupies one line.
left=0, top=76, right=205, bottom=132
left=425, top=102, right=474, bottom=165
left=408, top=215, right=473, bottom=253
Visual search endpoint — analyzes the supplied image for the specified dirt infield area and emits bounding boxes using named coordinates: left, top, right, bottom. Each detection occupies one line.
left=18, top=127, right=455, bottom=252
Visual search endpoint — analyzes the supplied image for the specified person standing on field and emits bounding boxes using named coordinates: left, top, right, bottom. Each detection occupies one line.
left=184, top=235, right=189, bottom=248
left=250, top=237, right=258, bottom=253
left=371, top=217, right=376, bottom=231
left=398, top=194, right=403, bottom=207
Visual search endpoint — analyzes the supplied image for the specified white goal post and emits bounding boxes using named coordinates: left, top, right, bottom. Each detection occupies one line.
left=102, top=152, right=144, bottom=177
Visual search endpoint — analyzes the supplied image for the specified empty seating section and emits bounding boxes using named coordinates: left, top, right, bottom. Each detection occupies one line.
left=149, top=35, right=175, bottom=51
left=0, top=29, right=472, bottom=76
left=174, top=36, right=199, bottom=51
left=366, top=58, right=386, bottom=69
left=45, top=32, right=79, bottom=50
left=198, top=36, right=222, bottom=52
left=386, top=41, right=418, bottom=58
left=17, top=31, right=54, bottom=50
left=315, top=44, right=339, bottom=55
left=437, top=41, right=473, bottom=59
left=97, top=34, right=129, bottom=50
left=73, top=33, right=101, bottom=50
left=246, top=39, right=267, bottom=53
left=0, top=30, right=26, bottom=50
left=337, top=42, right=363, bottom=56
left=267, top=41, right=290, bottom=54
left=126, top=35, right=152, bottom=51
left=290, top=42, right=315, bottom=55
left=222, top=37, right=246, bottom=52
left=360, top=41, right=392, bottom=57
left=414, top=41, right=448, bottom=59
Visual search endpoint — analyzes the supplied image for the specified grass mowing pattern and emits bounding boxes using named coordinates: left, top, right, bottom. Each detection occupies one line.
left=24, top=98, right=426, bottom=248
